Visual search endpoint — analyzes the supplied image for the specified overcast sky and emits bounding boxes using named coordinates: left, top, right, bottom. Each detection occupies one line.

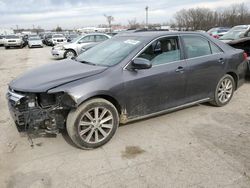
left=0, top=0, right=249, bottom=30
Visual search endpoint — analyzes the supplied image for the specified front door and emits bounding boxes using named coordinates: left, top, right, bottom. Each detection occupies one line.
left=122, top=36, right=188, bottom=118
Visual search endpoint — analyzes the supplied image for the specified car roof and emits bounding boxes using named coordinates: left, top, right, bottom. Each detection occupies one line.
left=115, top=31, right=209, bottom=40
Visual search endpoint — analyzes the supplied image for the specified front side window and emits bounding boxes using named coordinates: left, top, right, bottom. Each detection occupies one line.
left=138, top=36, right=181, bottom=66
left=182, top=35, right=211, bottom=58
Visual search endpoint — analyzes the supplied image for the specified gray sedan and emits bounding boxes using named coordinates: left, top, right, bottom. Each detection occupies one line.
left=7, top=31, right=248, bottom=149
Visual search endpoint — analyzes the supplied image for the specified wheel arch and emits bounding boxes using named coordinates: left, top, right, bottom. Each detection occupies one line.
left=65, top=48, right=77, bottom=55
left=77, top=94, right=122, bottom=115
left=226, top=71, right=239, bottom=90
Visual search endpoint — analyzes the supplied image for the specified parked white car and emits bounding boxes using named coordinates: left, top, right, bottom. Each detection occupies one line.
left=51, top=33, right=111, bottom=59
left=219, top=25, right=250, bottom=43
left=4, top=35, right=24, bottom=49
left=28, top=36, right=43, bottom=48
left=52, top=34, right=67, bottom=46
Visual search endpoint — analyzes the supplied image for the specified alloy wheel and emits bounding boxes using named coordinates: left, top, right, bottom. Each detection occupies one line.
left=65, top=51, right=75, bottom=58
left=78, top=107, right=114, bottom=144
left=218, top=78, right=233, bottom=104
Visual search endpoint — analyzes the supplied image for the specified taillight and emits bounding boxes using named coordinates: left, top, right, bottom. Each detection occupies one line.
left=213, top=35, right=219, bottom=39
left=243, top=52, right=248, bottom=61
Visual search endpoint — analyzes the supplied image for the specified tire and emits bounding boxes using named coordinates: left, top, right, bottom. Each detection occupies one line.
left=5, top=46, right=9, bottom=49
left=64, top=49, right=76, bottom=59
left=66, top=98, right=119, bottom=149
left=210, top=74, right=235, bottom=107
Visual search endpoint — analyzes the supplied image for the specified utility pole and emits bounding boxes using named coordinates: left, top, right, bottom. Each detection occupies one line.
left=145, top=6, right=149, bottom=29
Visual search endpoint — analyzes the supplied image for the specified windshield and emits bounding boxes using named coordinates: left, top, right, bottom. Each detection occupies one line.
left=71, top=35, right=83, bottom=43
left=69, top=34, right=78, bottom=38
left=5, top=35, right=19, bottom=39
left=76, top=36, right=143, bottom=66
left=29, top=37, right=40, bottom=40
left=53, top=34, right=64, bottom=38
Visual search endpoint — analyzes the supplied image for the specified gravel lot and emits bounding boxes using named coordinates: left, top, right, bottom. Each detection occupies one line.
left=0, top=46, right=250, bottom=188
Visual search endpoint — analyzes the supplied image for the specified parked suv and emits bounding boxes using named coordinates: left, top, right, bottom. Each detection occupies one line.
left=7, top=32, right=248, bottom=149
left=51, top=33, right=111, bottom=59
left=4, top=35, right=24, bottom=49
left=51, top=34, right=67, bottom=46
left=28, top=36, right=43, bottom=48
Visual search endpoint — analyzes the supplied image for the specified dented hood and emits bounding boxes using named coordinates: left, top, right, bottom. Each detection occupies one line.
left=9, top=59, right=107, bottom=93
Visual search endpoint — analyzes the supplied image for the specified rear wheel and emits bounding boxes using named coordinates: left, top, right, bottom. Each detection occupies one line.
left=64, top=50, right=76, bottom=59
left=210, top=74, right=235, bottom=107
left=5, top=46, right=9, bottom=49
left=66, top=98, right=119, bottom=149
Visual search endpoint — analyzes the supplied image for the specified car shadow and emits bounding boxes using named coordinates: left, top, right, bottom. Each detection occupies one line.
left=60, top=129, right=80, bottom=149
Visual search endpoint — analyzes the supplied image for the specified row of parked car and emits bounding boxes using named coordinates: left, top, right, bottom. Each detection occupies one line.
left=50, top=25, right=250, bottom=60
left=1, top=25, right=250, bottom=62
left=0, top=32, right=80, bottom=49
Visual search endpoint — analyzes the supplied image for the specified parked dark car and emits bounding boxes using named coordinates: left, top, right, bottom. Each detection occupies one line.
left=43, top=34, right=53, bottom=46
left=7, top=32, right=248, bottom=149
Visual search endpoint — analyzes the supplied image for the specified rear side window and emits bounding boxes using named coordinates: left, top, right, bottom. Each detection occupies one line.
left=182, top=35, right=211, bottom=58
left=95, top=35, right=108, bottom=42
left=79, top=35, right=95, bottom=43
left=210, top=42, right=222, bottom=54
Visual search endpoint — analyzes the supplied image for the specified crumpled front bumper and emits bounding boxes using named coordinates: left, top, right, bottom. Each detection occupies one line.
left=6, top=87, right=76, bottom=134
left=51, top=48, right=65, bottom=59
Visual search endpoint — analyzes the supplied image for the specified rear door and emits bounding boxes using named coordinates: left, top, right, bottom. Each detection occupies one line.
left=181, top=34, right=225, bottom=102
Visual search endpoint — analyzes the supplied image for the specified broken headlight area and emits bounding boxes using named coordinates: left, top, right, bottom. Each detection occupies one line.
left=7, top=89, right=76, bottom=134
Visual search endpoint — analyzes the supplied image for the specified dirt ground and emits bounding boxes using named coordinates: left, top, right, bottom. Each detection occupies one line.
left=0, top=46, right=250, bottom=188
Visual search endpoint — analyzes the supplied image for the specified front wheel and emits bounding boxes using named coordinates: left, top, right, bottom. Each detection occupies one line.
left=66, top=98, right=119, bottom=149
left=64, top=50, right=76, bottom=59
left=210, top=74, right=235, bottom=107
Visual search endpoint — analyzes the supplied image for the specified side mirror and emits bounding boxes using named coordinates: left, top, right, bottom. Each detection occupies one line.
left=131, top=58, right=152, bottom=70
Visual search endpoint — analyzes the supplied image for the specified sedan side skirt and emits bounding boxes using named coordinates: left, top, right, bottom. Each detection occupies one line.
left=120, top=98, right=211, bottom=124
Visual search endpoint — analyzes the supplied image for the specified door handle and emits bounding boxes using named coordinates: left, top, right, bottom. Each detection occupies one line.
left=218, top=58, right=224, bottom=64
left=175, top=66, right=184, bottom=73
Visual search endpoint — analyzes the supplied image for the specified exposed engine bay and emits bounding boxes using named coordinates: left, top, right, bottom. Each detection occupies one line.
left=6, top=89, right=76, bottom=134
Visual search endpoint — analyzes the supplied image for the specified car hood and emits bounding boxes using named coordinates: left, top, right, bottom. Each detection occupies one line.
left=29, top=40, right=42, bottom=43
left=9, top=59, right=107, bottom=93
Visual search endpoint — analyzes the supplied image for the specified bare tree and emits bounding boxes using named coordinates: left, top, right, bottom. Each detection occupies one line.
left=174, top=3, right=250, bottom=31
left=128, top=18, right=141, bottom=29
left=104, top=14, right=114, bottom=32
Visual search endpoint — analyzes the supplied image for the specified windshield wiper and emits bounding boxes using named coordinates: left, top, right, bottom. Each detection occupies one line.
left=78, top=60, right=97, bottom=66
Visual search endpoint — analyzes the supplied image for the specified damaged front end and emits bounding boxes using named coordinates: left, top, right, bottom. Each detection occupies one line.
left=6, top=88, right=76, bottom=134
